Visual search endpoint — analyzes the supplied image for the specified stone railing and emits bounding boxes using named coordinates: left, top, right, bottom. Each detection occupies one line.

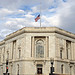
left=10, top=74, right=70, bottom=75
left=3, top=73, right=70, bottom=75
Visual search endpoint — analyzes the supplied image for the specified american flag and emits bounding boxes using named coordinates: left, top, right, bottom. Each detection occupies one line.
left=35, top=14, right=40, bottom=22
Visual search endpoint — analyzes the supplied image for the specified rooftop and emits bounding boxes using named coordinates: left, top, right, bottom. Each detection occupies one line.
left=0, top=27, right=75, bottom=44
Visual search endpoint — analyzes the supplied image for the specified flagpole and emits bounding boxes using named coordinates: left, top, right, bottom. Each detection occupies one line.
left=40, top=2, right=41, bottom=27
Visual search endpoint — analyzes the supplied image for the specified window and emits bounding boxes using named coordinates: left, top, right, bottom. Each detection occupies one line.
left=60, top=49, right=62, bottom=59
left=7, top=51, right=9, bottom=60
left=60, top=47, right=63, bottom=59
left=66, top=40, right=71, bottom=59
left=17, top=64, right=19, bottom=75
left=3, top=47, right=5, bottom=61
left=13, top=40, right=16, bottom=49
left=70, top=66, right=74, bottom=75
left=12, top=40, right=16, bottom=59
left=70, top=66, right=72, bottom=75
left=11, top=65, right=12, bottom=75
left=3, top=54, right=4, bottom=61
left=36, top=40, right=44, bottom=58
left=19, top=50, right=21, bottom=58
left=61, top=65, right=63, bottom=74
left=37, top=64, right=43, bottom=74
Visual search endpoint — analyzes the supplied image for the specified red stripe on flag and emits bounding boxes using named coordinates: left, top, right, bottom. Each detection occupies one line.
left=35, top=14, right=40, bottom=22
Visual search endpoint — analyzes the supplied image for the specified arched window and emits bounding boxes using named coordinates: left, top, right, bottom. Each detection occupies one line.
left=36, top=40, right=44, bottom=58
left=61, top=65, right=63, bottom=74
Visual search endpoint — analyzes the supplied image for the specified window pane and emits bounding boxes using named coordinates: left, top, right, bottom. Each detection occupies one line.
left=36, top=40, right=44, bottom=58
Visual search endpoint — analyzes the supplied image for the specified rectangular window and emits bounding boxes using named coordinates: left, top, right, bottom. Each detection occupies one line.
left=13, top=40, right=16, bottom=49
left=3, top=54, right=4, bottom=61
left=3, top=47, right=5, bottom=61
left=19, top=50, right=21, bottom=58
left=7, top=51, right=9, bottom=60
left=11, top=65, right=12, bottom=75
left=70, top=66, right=72, bottom=75
left=12, top=40, right=16, bottom=59
left=37, top=64, right=43, bottom=74
left=60, top=50, right=62, bottom=59
left=37, top=68, right=42, bottom=74
left=17, top=64, right=19, bottom=75
left=70, top=66, right=74, bottom=75
left=61, top=65, right=63, bottom=74
left=66, top=40, right=71, bottom=59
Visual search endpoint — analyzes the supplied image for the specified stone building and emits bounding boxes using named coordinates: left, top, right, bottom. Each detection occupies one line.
left=0, top=27, right=75, bottom=75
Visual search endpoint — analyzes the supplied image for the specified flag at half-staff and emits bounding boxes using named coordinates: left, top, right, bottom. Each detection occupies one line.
left=35, top=14, right=40, bottom=22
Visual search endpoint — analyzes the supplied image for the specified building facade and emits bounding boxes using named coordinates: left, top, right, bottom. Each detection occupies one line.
left=0, top=27, right=75, bottom=75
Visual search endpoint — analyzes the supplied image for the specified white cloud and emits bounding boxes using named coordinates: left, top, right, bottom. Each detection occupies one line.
left=0, top=0, right=54, bottom=10
left=31, top=6, right=39, bottom=13
left=25, top=14, right=34, bottom=19
left=0, top=0, right=75, bottom=41
left=0, top=8, right=13, bottom=18
left=40, top=14, right=60, bottom=27
left=0, top=29, right=13, bottom=41
left=0, top=8, right=25, bottom=20
left=55, top=0, right=75, bottom=32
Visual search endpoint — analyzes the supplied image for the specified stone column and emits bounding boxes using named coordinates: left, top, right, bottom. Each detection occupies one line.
left=74, top=43, right=75, bottom=60
left=49, top=36, right=55, bottom=58
left=55, top=37, right=60, bottom=58
left=71, top=42, right=74, bottom=60
left=9, top=42, right=13, bottom=60
left=46, top=36, right=49, bottom=58
left=32, top=36, right=35, bottom=57
left=63, top=39, right=66, bottom=59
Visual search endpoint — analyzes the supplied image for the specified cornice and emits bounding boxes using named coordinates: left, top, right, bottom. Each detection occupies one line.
left=4, top=27, right=75, bottom=41
left=0, top=41, right=5, bottom=46
left=5, top=28, right=25, bottom=41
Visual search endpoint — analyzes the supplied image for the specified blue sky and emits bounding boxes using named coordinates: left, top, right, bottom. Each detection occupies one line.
left=0, top=0, right=75, bottom=41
